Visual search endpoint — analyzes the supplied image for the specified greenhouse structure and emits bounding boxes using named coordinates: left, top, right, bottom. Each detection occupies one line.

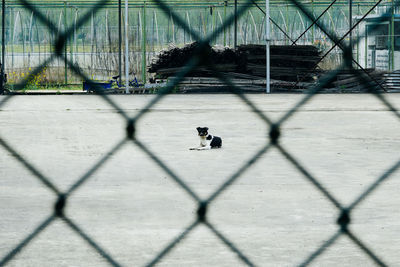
left=0, top=0, right=398, bottom=86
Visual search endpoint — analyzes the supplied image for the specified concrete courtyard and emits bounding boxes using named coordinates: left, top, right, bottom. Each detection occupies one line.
left=0, top=94, right=400, bottom=266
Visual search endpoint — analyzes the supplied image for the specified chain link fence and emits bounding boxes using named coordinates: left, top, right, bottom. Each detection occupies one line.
left=1, top=0, right=400, bottom=266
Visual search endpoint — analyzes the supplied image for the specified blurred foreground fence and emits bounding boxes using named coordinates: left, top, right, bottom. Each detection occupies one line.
left=1, top=0, right=400, bottom=266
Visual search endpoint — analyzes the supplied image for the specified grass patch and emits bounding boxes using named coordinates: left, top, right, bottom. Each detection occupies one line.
left=8, top=83, right=83, bottom=91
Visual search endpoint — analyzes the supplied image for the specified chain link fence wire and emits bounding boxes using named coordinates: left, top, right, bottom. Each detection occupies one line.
left=1, top=0, right=400, bottom=266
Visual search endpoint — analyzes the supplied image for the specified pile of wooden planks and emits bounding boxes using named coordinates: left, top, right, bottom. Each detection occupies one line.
left=148, top=42, right=245, bottom=79
left=237, top=44, right=322, bottom=82
left=271, top=69, right=390, bottom=93
left=148, top=43, right=324, bottom=92
left=148, top=42, right=395, bottom=93
left=328, top=69, right=386, bottom=93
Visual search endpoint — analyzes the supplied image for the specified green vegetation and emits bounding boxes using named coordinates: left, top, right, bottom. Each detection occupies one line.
left=7, top=83, right=83, bottom=91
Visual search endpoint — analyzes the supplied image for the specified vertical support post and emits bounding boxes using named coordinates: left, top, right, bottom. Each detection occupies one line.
left=11, top=7, right=14, bottom=73
left=172, top=12, right=175, bottom=43
left=266, top=0, right=270, bottom=93
left=69, top=6, right=73, bottom=69
left=1, top=0, right=5, bottom=72
left=90, top=11, right=94, bottom=79
left=357, top=4, right=360, bottom=67
left=1, top=0, right=5, bottom=94
left=214, top=6, right=217, bottom=45
left=125, top=0, right=129, bottom=93
left=210, top=6, right=213, bottom=44
left=234, top=0, right=237, bottom=48
left=119, top=0, right=122, bottom=86
left=185, top=11, right=192, bottom=43
left=74, top=9, right=78, bottom=60
left=224, top=1, right=227, bottom=46
left=167, top=12, right=171, bottom=43
left=365, top=25, right=368, bottom=68
left=64, top=1, right=67, bottom=85
left=286, top=4, right=289, bottom=45
left=105, top=10, right=110, bottom=76
left=349, top=0, right=352, bottom=66
left=155, top=11, right=160, bottom=48
left=391, top=0, right=394, bottom=71
left=184, top=13, right=186, bottom=44
left=311, top=0, right=314, bottom=44
left=142, top=1, right=146, bottom=83
left=152, top=11, right=155, bottom=50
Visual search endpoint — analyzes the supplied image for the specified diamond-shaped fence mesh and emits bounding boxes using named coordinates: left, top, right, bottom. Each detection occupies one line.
left=1, top=0, right=400, bottom=266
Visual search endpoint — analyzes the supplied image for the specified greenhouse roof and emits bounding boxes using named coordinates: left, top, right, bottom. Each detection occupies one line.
left=3, top=0, right=390, bottom=7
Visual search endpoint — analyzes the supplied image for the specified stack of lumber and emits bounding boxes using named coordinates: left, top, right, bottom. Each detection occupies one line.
left=327, top=69, right=387, bottom=93
left=237, top=44, right=323, bottom=92
left=148, top=42, right=245, bottom=79
left=237, top=44, right=322, bottom=82
left=148, top=42, right=392, bottom=93
left=271, top=69, right=388, bottom=93
left=148, top=42, right=323, bottom=92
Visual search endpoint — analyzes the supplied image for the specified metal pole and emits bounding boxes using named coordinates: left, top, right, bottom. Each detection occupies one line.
left=234, top=0, right=237, bottom=48
left=64, top=1, right=67, bottom=85
left=224, top=1, right=227, bottom=46
left=118, top=0, right=122, bottom=86
left=286, top=4, right=289, bottom=45
left=1, top=0, right=5, bottom=94
left=1, top=0, right=5, bottom=66
left=10, top=7, right=13, bottom=73
left=142, top=1, right=146, bottom=83
left=69, top=6, right=73, bottom=69
left=349, top=0, right=352, bottom=61
left=1, top=0, right=5, bottom=70
left=365, top=25, right=368, bottom=68
left=213, top=6, right=217, bottom=45
left=311, top=0, right=314, bottom=43
left=266, top=0, right=270, bottom=93
left=125, top=0, right=129, bottom=93
left=391, top=0, right=394, bottom=71
left=357, top=3, right=360, bottom=67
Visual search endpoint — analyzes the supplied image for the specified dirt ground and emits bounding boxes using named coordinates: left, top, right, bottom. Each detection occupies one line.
left=1, top=94, right=400, bottom=266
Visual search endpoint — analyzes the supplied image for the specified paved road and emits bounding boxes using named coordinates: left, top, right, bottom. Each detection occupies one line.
left=1, top=94, right=400, bottom=266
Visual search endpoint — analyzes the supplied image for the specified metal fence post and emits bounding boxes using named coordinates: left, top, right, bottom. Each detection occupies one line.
left=142, top=1, right=146, bottom=84
left=125, top=0, right=129, bottom=93
left=64, top=0, right=67, bottom=85
left=311, top=0, right=314, bottom=44
left=224, top=1, right=227, bottom=46
left=234, top=0, right=237, bottom=48
left=0, top=0, right=4, bottom=94
left=349, top=0, right=352, bottom=58
left=266, top=0, right=270, bottom=93
left=357, top=3, right=360, bottom=67
left=286, top=4, right=289, bottom=45
left=391, top=0, right=394, bottom=71
left=119, top=0, right=122, bottom=86
left=10, top=7, right=13, bottom=74
left=365, top=26, right=368, bottom=68
left=1, top=0, right=4, bottom=71
left=69, top=5, right=73, bottom=72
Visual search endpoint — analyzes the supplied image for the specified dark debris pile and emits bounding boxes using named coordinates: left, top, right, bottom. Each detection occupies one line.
left=148, top=42, right=389, bottom=93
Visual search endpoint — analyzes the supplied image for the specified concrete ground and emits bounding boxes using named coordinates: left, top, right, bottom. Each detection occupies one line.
left=0, top=94, right=400, bottom=267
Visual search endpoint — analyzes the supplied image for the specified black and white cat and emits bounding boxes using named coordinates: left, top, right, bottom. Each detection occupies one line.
left=190, top=127, right=222, bottom=150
